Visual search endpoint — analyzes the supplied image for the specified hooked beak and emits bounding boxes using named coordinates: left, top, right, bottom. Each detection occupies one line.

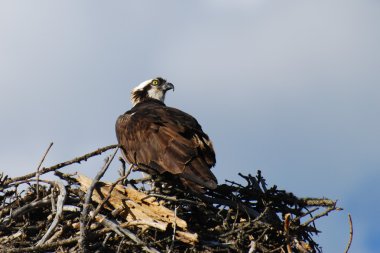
left=164, top=82, right=175, bottom=92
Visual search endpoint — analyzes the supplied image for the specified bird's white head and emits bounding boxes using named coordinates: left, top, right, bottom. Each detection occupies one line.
left=131, top=77, right=174, bottom=106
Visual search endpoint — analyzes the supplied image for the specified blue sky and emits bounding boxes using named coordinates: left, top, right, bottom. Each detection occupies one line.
left=1, top=1, right=379, bottom=252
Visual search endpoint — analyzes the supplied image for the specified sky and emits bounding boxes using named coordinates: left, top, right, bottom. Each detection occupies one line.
left=1, top=0, right=379, bottom=252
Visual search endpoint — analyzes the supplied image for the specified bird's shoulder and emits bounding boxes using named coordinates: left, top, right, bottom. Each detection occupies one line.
left=117, top=99, right=201, bottom=131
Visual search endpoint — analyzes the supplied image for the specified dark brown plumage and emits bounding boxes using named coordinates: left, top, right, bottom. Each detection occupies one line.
left=115, top=77, right=217, bottom=192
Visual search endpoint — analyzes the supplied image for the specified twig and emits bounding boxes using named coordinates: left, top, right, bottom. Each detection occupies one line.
left=45, top=227, right=63, bottom=244
left=147, top=193, right=199, bottom=205
left=118, top=157, right=127, bottom=177
left=0, top=178, right=56, bottom=216
left=92, top=211, right=160, bottom=253
left=168, top=205, right=178, bottom=253
left=4, top=144, right=118, bottom=186
left=248, top=236, right=257, bottom=253
left=63, top=205, right=81, bottom=212
left=220, top=207, right=270, bottom=238
left=199, top=195, right=261, bottom=218
left=117, top=238, right=125, bottom=253
left=9, top=198, right=51, bottom=219
left=284, top=213, right=292, bottom=253
left=50, top=192, right=57, bottom=213
left=128, top=175, right=153, bottom=184
left=122, top=164, right=134, bottom=183
left=119, top=220, right=167, bottom=230
left=299, top=198, right=337, bottom=207
left=102, top=232, right=112, bottom=247
left=0, top=230, right=23, bottom=243
left=79, top=147, right=119, bottom=252
left=3, top=178, right=55, bottom=189
left=291, top=207, right=319, bottom=224
left=35, top=142, right=54, bottom=199
left=343, top=214, right=353, bottom=253
left=302, top=206, right=342, bottom=227
left=2, top=237, right=79, bottom=253
left=36, top=180, right=67, bottom=246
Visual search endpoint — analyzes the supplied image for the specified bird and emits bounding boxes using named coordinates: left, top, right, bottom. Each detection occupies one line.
left=115, top=77, right=217, bottom=193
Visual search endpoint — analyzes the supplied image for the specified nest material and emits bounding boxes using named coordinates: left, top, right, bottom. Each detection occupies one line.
left=0, top=145, right=341, bottom=253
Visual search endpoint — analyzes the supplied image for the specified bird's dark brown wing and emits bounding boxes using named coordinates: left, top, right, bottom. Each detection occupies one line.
left=115, top=100, right=217, bottom=192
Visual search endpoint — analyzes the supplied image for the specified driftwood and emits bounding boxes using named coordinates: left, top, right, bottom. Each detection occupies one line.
left=0, top=144, right=345, bottom=252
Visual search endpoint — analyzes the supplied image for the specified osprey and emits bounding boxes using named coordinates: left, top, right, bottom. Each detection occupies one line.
left=115, top=77, right=217, bottom=192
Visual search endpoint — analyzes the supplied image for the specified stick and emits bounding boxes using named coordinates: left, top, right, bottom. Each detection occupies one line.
left=299, top=198, right=337, bottom=207
left=36, top=180, right=67, bottom=246
left=0, top=179, right=56, bottom=216
left=2, top=237, right=79, bottom=253
left=9, top=198, right=51, bottom=219
left=168, top=205, right=178, bottom=253
left=118, top=157, right=127, bottom=177
left=147, top=193, right=199, bottom=205
left=4, top=144, right=118, bottom=186
left=284, top=213, right=292, bottom=253
left=248, top=240, right=257, bottom=253
left=220, top=207, right=270, bottom=238
left=343, top=214, right=353, bottom=253
left=302, top=206, right=342, bottom=227
left=35, top=142, right=54, bottom=199
left=92, top=212, right=160, bottom=253
left=198, top=195, right=261, bottom=218
left=45, top=227, right=63, bottom=244
left=79, top=147, right=119, bottom=252
left=0, top=230, right=23, bottom=244
left=62, top=205, right=81, bottom=212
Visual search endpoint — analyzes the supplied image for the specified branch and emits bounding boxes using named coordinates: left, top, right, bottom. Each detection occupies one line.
left=199, top=195, right=261, bottom=218
left=284, top=213, right=292, bottom=253
left=299, top=198, right=337, bottom=207
left=168, top=205, right=178, bottom=253
left=79, top=147, right=119, bottom=252
left=4, top=144, right=118, bottom=186
left=147, top=193, right=200, bottom=205
left=9, top=198, right=51, bottom=220
left=35, top=142, right=54, bottom=199
left=92, top=212, right=160, bottom=253
left=302, top=206, right=342, bottom=227
left=2, top=237, right=79, bottom=253
left=36, top=180, right=67, bottom=246
left=343, top=214, right=353, bottom=253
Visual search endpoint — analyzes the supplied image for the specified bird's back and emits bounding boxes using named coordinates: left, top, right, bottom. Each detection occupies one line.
left=116, top=99, right=217, bottom=192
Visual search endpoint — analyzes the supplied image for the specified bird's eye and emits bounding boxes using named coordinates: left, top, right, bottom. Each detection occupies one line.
left=152, top=79, right=159, bottom=86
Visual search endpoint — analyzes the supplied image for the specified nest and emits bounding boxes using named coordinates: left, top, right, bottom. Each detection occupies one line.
left=0, top=145, right=342, bottom=253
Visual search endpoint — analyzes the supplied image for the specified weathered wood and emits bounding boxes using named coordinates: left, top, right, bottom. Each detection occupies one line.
left=77, top=174, right=191, bottom=235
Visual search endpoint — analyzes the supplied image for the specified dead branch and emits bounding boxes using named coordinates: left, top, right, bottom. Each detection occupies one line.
left=79, top=147, right=119, bottom=252
left=3, top=144, right=118, bottom=187
left=36, top=180, right=67, bottom=246
left=343, top=214, right=353, bottom=253
left=92, top=212, right=160, bottom=253
left=9, top=198, right=51, bottom=220
left=2, top=237, right=79, bottom=253
left=302, top=205, right=342, bottom=227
